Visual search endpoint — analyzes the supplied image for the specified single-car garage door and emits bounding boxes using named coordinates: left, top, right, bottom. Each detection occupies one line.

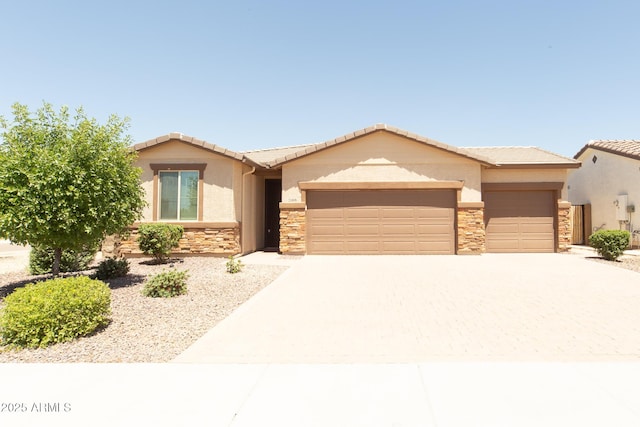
left=306, top=190, right=455, bottom=254
left=484, top=190, right=555, bottom=253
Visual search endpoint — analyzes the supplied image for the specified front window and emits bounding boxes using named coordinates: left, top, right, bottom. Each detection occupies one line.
left=159, top=171, right=199, bottom=220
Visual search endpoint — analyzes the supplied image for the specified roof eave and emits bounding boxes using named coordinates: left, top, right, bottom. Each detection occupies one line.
left=488, top=162, right=582, bottom=169
left=267, top=125, right=497, bottom=168
left=575, top=144, right=640, bottom=162
left=134, top=133, right=246, bottom=163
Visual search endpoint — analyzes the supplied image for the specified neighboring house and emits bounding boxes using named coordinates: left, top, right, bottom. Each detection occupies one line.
left=568, top=140, right=640, bottom=247
left=106, top=124, right=580, bottom=257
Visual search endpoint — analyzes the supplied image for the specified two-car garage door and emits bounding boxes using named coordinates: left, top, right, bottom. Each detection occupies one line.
left=306, top=190, right=456, bottom=254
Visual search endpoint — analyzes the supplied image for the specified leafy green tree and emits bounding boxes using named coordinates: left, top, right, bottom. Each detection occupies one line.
left=0, top=102, right=146, bottom=275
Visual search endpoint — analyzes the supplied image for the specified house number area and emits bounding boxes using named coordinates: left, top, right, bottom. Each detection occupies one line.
left=1, top=402, right=72, bottom=413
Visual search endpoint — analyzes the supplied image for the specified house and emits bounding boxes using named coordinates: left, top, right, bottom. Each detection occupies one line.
left=105, top=124, right=580, bottom=257
left=568, top=140, right=640, bottom=247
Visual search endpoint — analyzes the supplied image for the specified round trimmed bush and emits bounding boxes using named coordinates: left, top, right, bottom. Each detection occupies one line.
left=0, top=276, right=111, bottom=348
left=137, top=223, right=184, bottom=263
left=588, top=229, right=630, bottom=261
left=95, top=257, right=130, bottom=280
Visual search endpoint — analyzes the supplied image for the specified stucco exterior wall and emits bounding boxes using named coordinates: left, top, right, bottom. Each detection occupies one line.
left=136, top=139, right=239, bottom=222
left=281, top=132, right=483, bottom=202
left=482, top=168, right=570, bottom=199
left=568, top=148, right=640, bottom=234
left=240, top=173, right=265, bottom=254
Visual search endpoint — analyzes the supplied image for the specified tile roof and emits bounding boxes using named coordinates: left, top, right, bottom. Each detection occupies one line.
left=133, top=132, right=249, bottom=163
left=574, top=140, right=640, bottom=161
left=246, top=124, right=496, bottom=168
left=135, top=126, right=581, bottom=170
left=242, top=144, right=318, bottom=165
left=462, top=146, right=580, bottom=167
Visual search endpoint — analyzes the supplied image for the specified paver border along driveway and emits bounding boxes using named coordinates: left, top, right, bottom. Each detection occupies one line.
left=174, top=253, right=640, bottom=363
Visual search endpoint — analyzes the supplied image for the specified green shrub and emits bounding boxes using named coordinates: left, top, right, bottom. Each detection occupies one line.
left=226, top=255, right=243, bottom=274
left=142, top=269, right=189, bottom=298
left=95, top=257, right=130, bottom=280
left=29, top=244, right=98, bottom=275
left=588, top=230, right=630, bottom=261
left=0, top=276, right=111, bottom=348
left=137, top=223, right=184, bottom=263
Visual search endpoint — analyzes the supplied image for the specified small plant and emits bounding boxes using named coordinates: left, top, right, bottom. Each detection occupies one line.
left=29, top=244, right=98, bottom=275
left=137, top=223, right=184, bottom=263
left=226, top=255, right=243, bottom=274
left=588, top=230, right=630, bottom=261
left=142, top=269, right=189, bottom=298
left=0, top=276, right=111, bottom=348
left=95, top=257, right=130, bottom=280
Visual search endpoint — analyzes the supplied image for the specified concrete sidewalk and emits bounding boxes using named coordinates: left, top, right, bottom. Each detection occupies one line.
left=2, top=362, right=640, bottom=426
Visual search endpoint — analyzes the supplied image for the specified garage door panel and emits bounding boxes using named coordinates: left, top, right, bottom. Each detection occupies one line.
left=309, top=241, right=346, bottom=253
left=346, top=224, right=380, bottom=235
left=381, top=208, right=416, bottom=219
left=519, top=223, right=554, bottom=233
left=310, top=208, right=344, bottom=219
left=307, top=190, right=455, bottom=254
left=346, top=208, right=379, bottom=219
left=484, top=190, right=555, bottom=253
left=345, top=241, right=381, bottom=253
left=381, top=224, right=416, bottom=235
left=416, top=224, right=452, bottom=234
left=309, top=224, right=345, bottom=236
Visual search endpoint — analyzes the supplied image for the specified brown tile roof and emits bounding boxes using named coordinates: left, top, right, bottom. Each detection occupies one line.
left=462, top=146, right=580, bottom=168
left=574, top=140, right=640, bottom=161
left=135, top=126, right=581, bottom=170
left=248, top=124, right=496, bottom=168
left=133, top=132, right=247, bottom=162
left=241, top=144, right=318, bottom=165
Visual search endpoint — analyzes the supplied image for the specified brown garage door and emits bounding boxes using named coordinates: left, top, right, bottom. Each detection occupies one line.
left=484, top=191, right=555, bottom=253
left=306, top=190, right=455, bottom=254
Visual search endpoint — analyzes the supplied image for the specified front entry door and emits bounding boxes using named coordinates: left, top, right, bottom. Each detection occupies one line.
left=264, top=179, right=282, bottom=249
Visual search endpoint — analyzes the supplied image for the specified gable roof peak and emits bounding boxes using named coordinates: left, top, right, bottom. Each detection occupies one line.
left=575, top=139, right=640, bottom=161
left=259, top=124, right=495, bottom=168
left=133, top=132, right=245, bottom=162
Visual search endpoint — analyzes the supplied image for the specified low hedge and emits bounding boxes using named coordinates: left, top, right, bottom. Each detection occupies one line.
left=0, top=276, right=111, bottom=348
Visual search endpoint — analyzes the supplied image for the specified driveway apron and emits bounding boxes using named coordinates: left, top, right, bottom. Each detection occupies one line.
left=174, top=253, right=640, bottom=363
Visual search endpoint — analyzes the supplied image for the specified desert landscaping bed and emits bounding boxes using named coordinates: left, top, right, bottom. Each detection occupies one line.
left=587, top=254, right=640, bottom=273
left=0, top=257, right=288, bottom=363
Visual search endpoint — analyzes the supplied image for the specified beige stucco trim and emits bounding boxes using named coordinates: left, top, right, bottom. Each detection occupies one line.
left=299, top=181, right=465, bottom=190
left=558, top=201, right=572, bottom=209
left=280, top=202, right=306, bottom=209
left=132, top=221, right=239, bottom=229
left=485, top=163, right=580, bottom=169
left=299, top=181, right=465, bottom=206
left=458, top=201, right=485, bottom=208
left=482, top=182, right=564, bottom=191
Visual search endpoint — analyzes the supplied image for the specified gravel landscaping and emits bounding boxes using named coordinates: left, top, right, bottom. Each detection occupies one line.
left=0, top=257, right=288, bottom=363
left=587, top=254, right=640, bottom=273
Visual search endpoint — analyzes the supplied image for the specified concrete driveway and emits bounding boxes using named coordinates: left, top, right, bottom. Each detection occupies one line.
left=174, top=253, right=640, bottom=363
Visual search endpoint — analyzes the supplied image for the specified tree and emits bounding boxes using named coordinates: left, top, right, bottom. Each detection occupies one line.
left=0, top=102, right=146, bottom=275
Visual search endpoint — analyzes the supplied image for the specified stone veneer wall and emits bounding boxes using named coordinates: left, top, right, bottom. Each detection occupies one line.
left=457, top=205, right=485, bottom=254
left=557, top=203, right=572, bottom=252
left=279, top=204, right=306, bottom=254
left=102, top=225, right=241, bottom=257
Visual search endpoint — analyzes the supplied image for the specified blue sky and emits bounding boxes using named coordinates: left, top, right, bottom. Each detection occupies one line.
left=1, top=0, right=639, bottom=157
